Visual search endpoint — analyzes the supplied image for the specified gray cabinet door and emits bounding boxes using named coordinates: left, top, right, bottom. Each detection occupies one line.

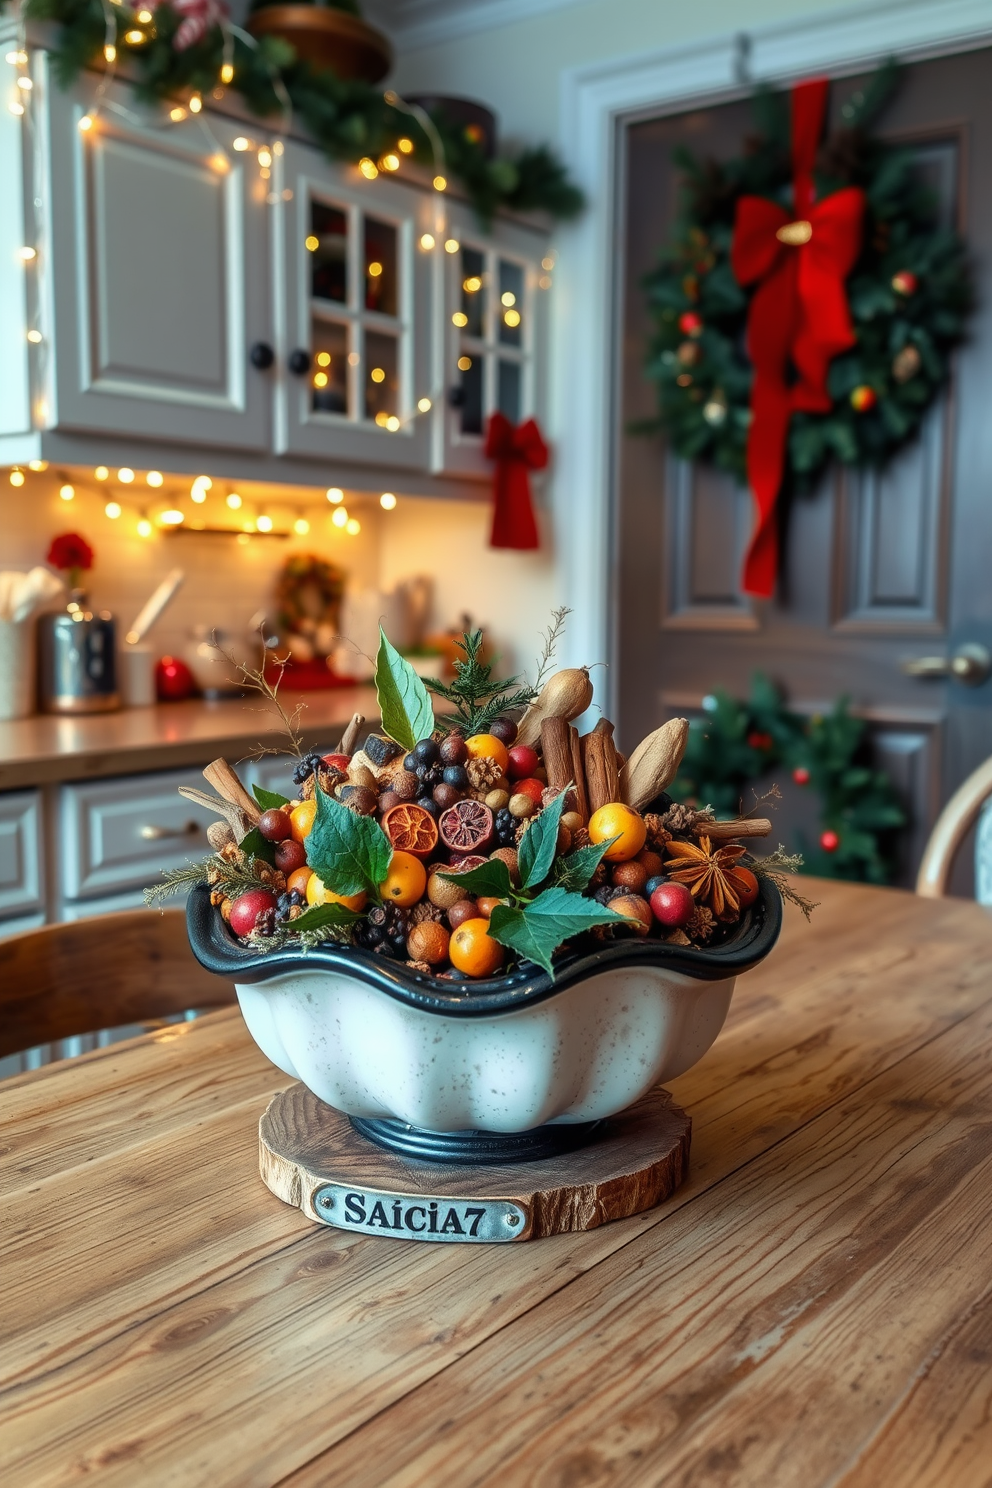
left=39, top=60, right=272, bottom=449
left=274, top=141, right=432, bottom=470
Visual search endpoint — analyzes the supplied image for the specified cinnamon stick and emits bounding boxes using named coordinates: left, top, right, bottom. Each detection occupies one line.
left=702, top=818, right=772, bottom=841
left=178, top=786, right=253, bottom=843
left=339, top=712, right=364, bottom=755
left=541, top=717, right=574, bottom=796
left=582, top=730, right=615, bottom=814
left=202, top=758, right=259, bottom=824
left=568, top=725, right=590, bottom=823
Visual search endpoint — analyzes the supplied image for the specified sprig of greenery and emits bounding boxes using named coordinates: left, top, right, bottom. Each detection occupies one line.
left=426, top=629, right=536, bottom=736
left=533, top=606, right=571, bottom=689
left=144, top=853, right=273, bottom=905
left=746, top=847, right=820, bottom=920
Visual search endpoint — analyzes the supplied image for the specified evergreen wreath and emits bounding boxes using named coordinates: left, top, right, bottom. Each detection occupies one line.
left=642, top=64, right=971, bottom=493
left=7, top=0, right=584, bottom=225
left=670, top=674, right=906, bottom=884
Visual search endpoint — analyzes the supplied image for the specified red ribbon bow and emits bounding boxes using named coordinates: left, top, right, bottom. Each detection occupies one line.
left=731, top=78, right=864, bottom=597
left=484, top=412, right=548, bottom=550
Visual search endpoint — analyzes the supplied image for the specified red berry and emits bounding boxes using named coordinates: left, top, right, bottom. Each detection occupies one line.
left=792, top=766, right=810, bottom=785
left=678, top=311, right=703, bottom=336
left=891, top=270, right=918, bottom=296
left=507, top=744, right=540, bottom=780
left=820, top=830, right=840, bottom=853
left=274, top=838, right=306, bottom=873
left=258, top=808, right=292, bottom=842
left=228, top=889, right=277, bottom=937
left=649, top=881, right=694, bottom=928
left=514, top=777, right=545, bottom=805
left=322, top=753, right=351, bottom=772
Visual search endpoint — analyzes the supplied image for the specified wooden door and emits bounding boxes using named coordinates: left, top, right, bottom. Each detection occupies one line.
left=616, top=48, right=992, bottom=893
left=41, top=60, right=272, bottom=451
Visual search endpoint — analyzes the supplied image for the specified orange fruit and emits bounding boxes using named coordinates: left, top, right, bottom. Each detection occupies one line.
left=379, top=850, right=427, bottom=907
left=306, top=874, right=367, bottom=911
left=290, top=799, right=317, bottom=842
left=588, top=802, right=647, bottom=862
left=449, top=918, right=505, bottom=978
left=727, top=865, right=759, bottom=908
left=465, top=733, right=510, bottom=774
left=381, top=802, right=439, bottom=860
left=287, top=865, right=313, bottom=897
left=610, top=894, right=652, bottom=935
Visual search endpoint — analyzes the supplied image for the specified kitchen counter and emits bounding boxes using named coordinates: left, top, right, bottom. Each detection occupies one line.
left=0, top=689, right=379, bottom=792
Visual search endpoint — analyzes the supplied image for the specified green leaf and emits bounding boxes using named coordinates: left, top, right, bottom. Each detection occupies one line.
left=375, top=626, right=434, bottom=752
left=438, top=859, right=514, bottom=900
left=305, top=788, right=392, bottom=898
left=238, top=827, right=276, bottom=865
left=290, top=902, right=364, bottom=933
left=517, top=788, right=569, bottom=891
left=488, top=888, right=624, bottom=977
left=252, top=783, right=290, bottom=810
left=553, top=835, right=619, bottom=893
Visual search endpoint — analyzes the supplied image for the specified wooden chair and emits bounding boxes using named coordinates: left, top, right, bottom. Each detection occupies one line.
left=0, top=908, right=236, bottom=1060
left=916, top=755, right=992, bottom=900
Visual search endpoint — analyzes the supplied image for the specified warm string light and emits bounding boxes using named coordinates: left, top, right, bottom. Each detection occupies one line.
left=379, top=492, right=396, bottom=510
left=293, top=515, right=310, bottom=535
left=60, top=483, right=75, bottom=502
left=226, top=492, right=242, bottom=509
left=327, top=487, right=344, bottom=503
left=256, top=513, right=273, bottom=532
left=105, top=500, right=122, bottom=519
left=331, top=506, right=348, bottom=528
left=117, top=467, right=134, bottom=483
left=419, top=233, right=435, bottom=251
left=146, top=470, right=163, bottom=487
left=9, top=468, right=25, bottom=487
left=359, top=157, right=378, bottom=180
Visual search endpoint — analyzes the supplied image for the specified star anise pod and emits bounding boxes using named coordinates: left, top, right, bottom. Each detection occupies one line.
left=665, top=834, right=747, bottom=918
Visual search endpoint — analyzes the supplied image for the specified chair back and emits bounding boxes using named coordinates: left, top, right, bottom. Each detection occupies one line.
left=0, top=908, right=236, bottom=1059
left=916, top=754, right=992, bottom=900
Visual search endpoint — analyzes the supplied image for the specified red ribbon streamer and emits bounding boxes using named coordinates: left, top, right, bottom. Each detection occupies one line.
left=731, top=78, right=865, bottom=597
left=484, top=412, right=548, bottom=550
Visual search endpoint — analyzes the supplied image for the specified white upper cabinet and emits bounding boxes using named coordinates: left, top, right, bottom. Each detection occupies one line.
left=40, top=60, right=273, bottom=450
left=274, top=144, right=434, bottom=470
left=430, top=201, right=550, bottom=478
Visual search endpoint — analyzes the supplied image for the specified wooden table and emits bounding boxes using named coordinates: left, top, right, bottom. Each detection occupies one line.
left=5, top=879, right=992, bottom=1486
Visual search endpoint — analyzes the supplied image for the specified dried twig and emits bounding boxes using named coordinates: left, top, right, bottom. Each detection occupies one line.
left=746, top=846, right=819, bottom=920
left=533, top=606, right=571, bottom=688
left=212, top=628, right=306, bottom=759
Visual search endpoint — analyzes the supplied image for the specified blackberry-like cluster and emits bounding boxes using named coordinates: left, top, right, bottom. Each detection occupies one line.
left=275, top=888, right=305, bottom=922
left=355, top=903, right=411, bottom=958
left=494, top=808, right=517, bottom=847
left=292, top=751, right=324, bottom=787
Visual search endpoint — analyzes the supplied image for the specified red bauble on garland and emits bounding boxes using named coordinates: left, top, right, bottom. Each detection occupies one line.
left=792, top=765, right=811, bottom=785
left=820, top=829, right=840, bottom=853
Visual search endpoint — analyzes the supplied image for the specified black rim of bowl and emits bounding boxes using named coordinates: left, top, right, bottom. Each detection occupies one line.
left=186, top=877, right=782, bottom=1019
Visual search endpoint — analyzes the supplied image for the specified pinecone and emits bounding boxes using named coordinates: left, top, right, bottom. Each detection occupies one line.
left=642, top=813, right=673, bottom=850
left=467, top=756, right=503, bottom=791
left=659, top=803, right=702, bottom=834
left=571, top=827, right=591, bottom=851
left=410, top=901, right=445, bottom=925
left=686, top=905, right=716, bottom=943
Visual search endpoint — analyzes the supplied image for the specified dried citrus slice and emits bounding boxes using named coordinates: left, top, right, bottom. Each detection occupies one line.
left=439, top=799, right=494, bottom=853
left=381, top=803, right=439, bottom=860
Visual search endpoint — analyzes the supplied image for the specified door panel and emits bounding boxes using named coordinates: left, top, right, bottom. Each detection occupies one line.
left=43, top=61, right=271, bottom=449
left=617, top=49, right=992, bottom=891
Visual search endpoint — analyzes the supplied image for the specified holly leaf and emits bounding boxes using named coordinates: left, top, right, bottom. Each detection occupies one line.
left=238, top=826, right=276, bottom=865
left=488, top=888, right=624, bottom=977
left=305, top=788, right=391, bottom=898
left=438, top=859, right=514, bottom=900
left=553, top=835, right=619, bottom=893
left=375, top=625, right=434, bottom=752
left=252, top=784, right=290, bottom=810
left=290, top=902, right=364, bottom=933
left=517, top=787, right=568, bottom=891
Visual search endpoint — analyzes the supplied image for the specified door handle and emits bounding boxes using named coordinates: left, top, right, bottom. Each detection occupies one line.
left=140, top=820, right=203, bottom=841
left=288, top=349, right=311, bottom=375
left=901, top=643, right=991, bottom=686
left=250, top=341, right=275, bottom=370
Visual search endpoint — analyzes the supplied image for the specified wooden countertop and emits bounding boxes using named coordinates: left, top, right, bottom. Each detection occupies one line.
left=4, top=879, right=992, bottom=1484
left=0, top=688, right=379, bottom=791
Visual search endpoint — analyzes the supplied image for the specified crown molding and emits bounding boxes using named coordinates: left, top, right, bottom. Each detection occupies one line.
left=367, top=0, right=586, bottom=52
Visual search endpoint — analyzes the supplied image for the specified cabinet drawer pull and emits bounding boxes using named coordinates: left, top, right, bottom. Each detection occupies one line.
left=288, top=348, right=311, bottom=376
left=140, top=820, right=202, bottom=841
left=250, top=341, right=275, bottom=370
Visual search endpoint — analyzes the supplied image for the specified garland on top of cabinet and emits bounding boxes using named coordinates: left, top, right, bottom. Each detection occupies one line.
left=7, top=0, right=584, bottom=225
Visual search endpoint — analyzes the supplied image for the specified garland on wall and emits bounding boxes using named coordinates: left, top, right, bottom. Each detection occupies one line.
left=5, top=0, right=584, bottom=224
left=669, top=675, right=906, bottom=883
left=642, top=65, right=972, bottom=596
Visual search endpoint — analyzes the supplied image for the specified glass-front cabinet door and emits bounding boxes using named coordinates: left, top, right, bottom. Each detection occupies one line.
left=275, top=144, right=433, bottom=470
left=430, top=204, right=550, bottom=478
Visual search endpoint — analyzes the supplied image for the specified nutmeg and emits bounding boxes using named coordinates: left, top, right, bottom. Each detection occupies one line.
left=508, top=793, right=536, bottom=819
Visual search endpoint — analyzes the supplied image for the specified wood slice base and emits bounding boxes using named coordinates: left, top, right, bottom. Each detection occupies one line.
left=259, top=1085, right=691, bottom=1243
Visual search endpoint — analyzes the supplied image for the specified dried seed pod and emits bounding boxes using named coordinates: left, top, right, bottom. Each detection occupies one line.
left=516, top=668, right=595, bottom=748
left=348, top=763, right=378, bottom=790
left=509, top=792, right=537, bottom=819
left=619, top=718, right=690, bottom=810
left=485, top=788, right=510, bottom=812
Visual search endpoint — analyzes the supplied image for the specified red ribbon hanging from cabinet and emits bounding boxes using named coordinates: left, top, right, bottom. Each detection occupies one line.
left=484, top=412, right=548, bottom=550
left=731, top=78, right=865, bottom=598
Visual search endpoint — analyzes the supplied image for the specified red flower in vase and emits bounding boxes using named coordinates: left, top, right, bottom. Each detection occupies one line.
left=47, top=533, right=94, bottom=573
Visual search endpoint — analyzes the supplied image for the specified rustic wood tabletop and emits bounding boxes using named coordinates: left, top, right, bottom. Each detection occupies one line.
left=4, top=878, right=992, bottom=1487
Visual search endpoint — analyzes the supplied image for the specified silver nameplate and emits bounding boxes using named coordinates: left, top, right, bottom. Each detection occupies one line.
left=311, top=1182, right=529, bottom=1242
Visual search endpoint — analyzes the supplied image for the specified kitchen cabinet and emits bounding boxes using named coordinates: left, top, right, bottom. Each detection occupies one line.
left=0, top=790, right=44, bottom=919
left=0, top=41, right=551, bottom=487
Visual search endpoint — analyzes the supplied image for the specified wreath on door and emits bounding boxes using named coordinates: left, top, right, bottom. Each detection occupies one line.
left=642, top=64, right=972, bottom=597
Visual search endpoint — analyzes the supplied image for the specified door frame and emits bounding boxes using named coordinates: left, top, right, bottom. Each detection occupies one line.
left=552, top=0, right=992, bottom=715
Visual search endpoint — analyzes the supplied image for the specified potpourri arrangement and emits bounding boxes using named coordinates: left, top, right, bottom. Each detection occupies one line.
left=151, top=616, right=809, bottom=980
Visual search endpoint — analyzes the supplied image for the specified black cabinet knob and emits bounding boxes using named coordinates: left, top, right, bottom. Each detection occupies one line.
left=448, top=385, right=466, bottom=408
left=250, top=341, right=275, bottom=370
left=288, top=349, right=311, bottom=376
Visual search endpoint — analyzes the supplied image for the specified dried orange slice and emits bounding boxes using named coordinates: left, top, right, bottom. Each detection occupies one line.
left=439, top=799, right=494, bottom=853
left=381, top=803, right=439, bottom=860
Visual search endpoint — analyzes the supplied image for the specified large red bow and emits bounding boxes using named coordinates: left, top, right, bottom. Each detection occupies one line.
left=484, top=412, right=548, bottom=550
left=731, top=78, right=864, bottom=597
